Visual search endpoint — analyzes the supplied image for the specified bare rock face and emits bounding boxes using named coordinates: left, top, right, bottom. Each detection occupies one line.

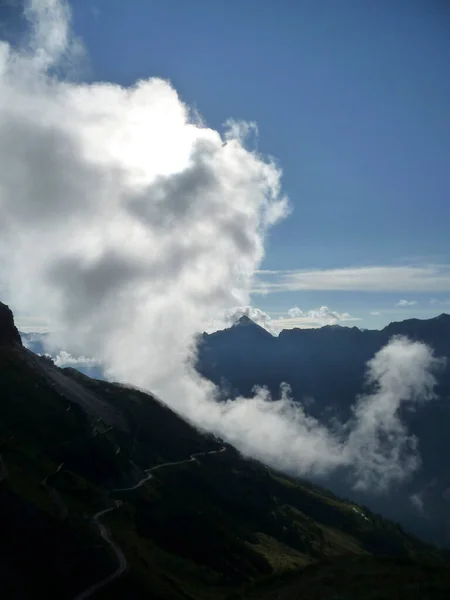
left=0, top=301, right=22, bottom=346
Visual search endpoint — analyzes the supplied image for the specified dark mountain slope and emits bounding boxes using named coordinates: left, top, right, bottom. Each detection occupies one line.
left=197, top=314, right=450, bottom=546
left=1, top=302, right=449, bottom=599
left=0, top=300, right=21, bottom=345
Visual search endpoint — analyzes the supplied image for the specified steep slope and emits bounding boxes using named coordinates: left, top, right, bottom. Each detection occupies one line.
left=1, top=303, right=449, bottom=599
left=0, top=300, right=21, bottom=345
left=197, top=314, right=450, bottom=547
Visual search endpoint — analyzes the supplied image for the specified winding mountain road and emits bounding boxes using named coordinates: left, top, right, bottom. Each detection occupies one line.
left=110, top=446, right=226, bottom=493
left=74, top=446, right=226, bottom=599
left=109, top=471, right=153, bottom=493
left=41, top=463, right=68, bottom=520
left=146, top=446, right=226, bottom=473
left=74, top=502, right=127, bottom=600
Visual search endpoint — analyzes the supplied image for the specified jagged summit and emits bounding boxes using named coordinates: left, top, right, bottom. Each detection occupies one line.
left=434, top=313, right=450, bottom=321
left=233, top=314, right=258, bottom=326
left=229, top=314, right=274, bottom=339
left=0, top=301, right=22, bottom=346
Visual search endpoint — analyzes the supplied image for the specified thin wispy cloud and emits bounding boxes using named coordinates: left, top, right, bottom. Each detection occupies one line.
left=90, top=5, right=100, bottom=20
left=410, top=492, right=425, bottom=513
left=283, top=305, right=359, bottom=327
left=254, top=265, right=450, bottom=293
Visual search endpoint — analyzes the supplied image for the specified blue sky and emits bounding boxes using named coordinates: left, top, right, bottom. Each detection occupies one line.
left=69, top=0, right=450, bottom=329
left=5, top=0, right=450, bottom=330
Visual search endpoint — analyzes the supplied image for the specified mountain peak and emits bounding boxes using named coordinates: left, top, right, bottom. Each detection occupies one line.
left=234, top=315, right=257, bottom=326
left=232, top=315, right=274, bottom=337
left=0, top=301, right=22, bottom=346
left=434, top=313, right=450, bottom=321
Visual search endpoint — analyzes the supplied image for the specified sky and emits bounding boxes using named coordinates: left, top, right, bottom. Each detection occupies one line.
left=2, top=0, right=450, bottom=331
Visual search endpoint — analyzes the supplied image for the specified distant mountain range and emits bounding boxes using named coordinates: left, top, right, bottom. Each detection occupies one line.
left=3, top=300, right=450, bottom=598
left=197, top=313, right=450, bottom=547
left=198, top=313, right=450, bottom=412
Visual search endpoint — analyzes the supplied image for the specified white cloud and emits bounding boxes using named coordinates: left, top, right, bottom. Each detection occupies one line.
left=23, top=0, right=84, bottom=71
left=15, top=315, right=51, bottom=332
left=370, top=311, right=380, bottom=316
left=0, top=1, right=442, bottom=492
left=53, top=350, right=98, bottom=368
left=409, top=481, right=439, bottom=514
left=206, top=304, right=359, bottom=334
left=396, top=299, right=418, bottom=307
left=207, top=335, right=442, bottom=491
left=343, top=336, right=443, bottom=490
left=254, top=265, right=450, bottom=293
left=410, top=492, right=425, bottom=513
left=287, top=307, right=304, bottom=318
left=284, top=305, right=358, bottom=327
left=223, top=119, right=258, bottom=145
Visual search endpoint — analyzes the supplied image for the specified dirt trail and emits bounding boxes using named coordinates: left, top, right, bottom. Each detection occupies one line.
left=73, top=446, right=226, bottom=599
left=73, top=503, right=127, bottom=600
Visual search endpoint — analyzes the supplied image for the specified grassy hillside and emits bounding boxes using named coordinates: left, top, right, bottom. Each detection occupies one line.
left=0, top=333, right=449, bottom=599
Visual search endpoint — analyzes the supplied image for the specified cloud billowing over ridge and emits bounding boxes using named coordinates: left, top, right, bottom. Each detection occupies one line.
left=0, top=0, right=443, bottom=491
left=212, top=304, right=359, bottom=334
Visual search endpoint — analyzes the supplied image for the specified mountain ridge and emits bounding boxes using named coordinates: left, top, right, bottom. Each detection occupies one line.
left=0, top=301, right=22, bottom=346
left=197, top=311, right=450, bottom=548
left=205, top=311, right=450, bottom=338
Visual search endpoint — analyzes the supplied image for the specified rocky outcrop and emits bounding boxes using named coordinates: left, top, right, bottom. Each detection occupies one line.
left=0, top=301, right=22, bottom=346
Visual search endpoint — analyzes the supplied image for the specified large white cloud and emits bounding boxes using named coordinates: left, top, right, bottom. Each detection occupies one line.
left=200, top=335, right=442, bottom=491
left=0, top=1, right=442, bottom=492
left=344, top=336, right=443, bottom=489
